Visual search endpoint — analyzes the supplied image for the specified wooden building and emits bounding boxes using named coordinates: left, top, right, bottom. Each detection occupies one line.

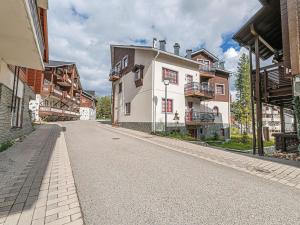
left=28, top=61, right=82, bottom=121
left=233, top=0, right=299, bottom=155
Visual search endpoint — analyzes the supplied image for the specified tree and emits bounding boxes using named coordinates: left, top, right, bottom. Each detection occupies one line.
left=233, top=53, right=251, bottom=134
left=96, top=96, right=111, bottom=119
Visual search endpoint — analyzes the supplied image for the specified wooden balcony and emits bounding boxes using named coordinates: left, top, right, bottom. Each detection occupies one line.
left=185, top=111, right=215, bottom=126
left=39, top=106, right=80, bottom=118
left=185, top=82, right=215, bottom=100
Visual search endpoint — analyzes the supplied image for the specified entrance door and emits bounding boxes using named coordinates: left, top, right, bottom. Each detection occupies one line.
left=187, top=102, right=193, bottom=121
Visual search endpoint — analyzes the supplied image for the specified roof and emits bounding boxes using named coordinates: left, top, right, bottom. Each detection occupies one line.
left=82, top=90, right=97, bottom=101
left=45, top=60, right=75, bottom=68
left=233, top=0, right=281, bottom=60
left=110, top=45, right=202, bottom=66
left=191, top=48, right=219, bottom=62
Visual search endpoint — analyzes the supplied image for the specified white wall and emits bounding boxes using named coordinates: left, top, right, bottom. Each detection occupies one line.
left=115, top=49, right=153, bottom=123
left=80, top=107, right=96, bottom=120
left=153, top=55, right=200, bottom=125
left=0, top=59, right=24, bottom=98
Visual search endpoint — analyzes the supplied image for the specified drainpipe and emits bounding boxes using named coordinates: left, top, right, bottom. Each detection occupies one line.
left=152, top=50, right=160, bottom=133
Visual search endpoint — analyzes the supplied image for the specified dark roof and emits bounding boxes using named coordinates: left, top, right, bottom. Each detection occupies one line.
left=82, top=90, right=97, bottom=101
left=233, top=0, right=281, bottom=60
left=191, top=48, right=219, bottom=62
left=45, top=60, right=75, bottom=68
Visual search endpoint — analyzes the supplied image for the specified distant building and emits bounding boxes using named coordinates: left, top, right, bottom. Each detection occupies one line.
left=80, top=91, right=97, bottom=120
left=28, top=61, right=83, bottom=122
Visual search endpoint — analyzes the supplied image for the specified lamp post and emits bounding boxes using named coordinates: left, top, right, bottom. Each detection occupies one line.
left=163, top=79, right=170, bottom=133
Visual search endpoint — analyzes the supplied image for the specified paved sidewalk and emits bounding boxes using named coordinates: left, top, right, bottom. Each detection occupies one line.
left=102, top=124, right=300, bottom=190
left=0, top=125, right=83, bottom=225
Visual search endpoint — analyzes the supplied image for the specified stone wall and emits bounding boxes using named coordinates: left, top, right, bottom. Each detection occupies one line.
left=0, top=83, right=35, bottom=144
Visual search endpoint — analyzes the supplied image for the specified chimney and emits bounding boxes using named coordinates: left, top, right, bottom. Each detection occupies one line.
left=159, top=40, right=166, bottom=51
left=153, top=38, right=157, bottom=48
left=174, top=43, right=180, bottom=56
left=186, top=49, right=192, bottom=59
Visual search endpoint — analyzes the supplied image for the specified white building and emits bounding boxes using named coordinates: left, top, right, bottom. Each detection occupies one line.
left=109, top=41, right=231, bottom=139
left=80, top=91, right=97, bottom=120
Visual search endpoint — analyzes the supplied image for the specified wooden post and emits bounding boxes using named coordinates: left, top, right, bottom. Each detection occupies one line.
left=249, top=46, right=257, bottom=155
left=255, top=36, right=264, bottom=156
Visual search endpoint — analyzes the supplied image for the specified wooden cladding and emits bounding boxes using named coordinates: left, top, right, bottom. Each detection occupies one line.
left=287, top=0, right=300, bottom=76
left=280, top=0, right=291, bottom=71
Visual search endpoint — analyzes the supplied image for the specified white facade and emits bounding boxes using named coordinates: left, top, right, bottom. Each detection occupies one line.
left=80, top=107, right=96, bottom=120
left=112, top=47, right=231, bottom=137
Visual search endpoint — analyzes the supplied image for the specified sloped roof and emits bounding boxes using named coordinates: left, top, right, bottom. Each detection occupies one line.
left=110, top=45, right=202, bottom=67
left=191, top=48, right=219, bottom=62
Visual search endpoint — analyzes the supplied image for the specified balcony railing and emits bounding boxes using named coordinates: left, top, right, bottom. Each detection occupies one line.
left=185, top=82, right=215, bottom=99
left=185, top=111, right=215, bottom=124
left=39, top=106, right=80, bottom=116
left=53, top=88, right=63, bottom=96
left=28, top=0, right=44, bottom=55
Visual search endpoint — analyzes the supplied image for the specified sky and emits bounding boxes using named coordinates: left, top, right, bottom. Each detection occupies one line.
left=47, top=0, right=262, bottom=97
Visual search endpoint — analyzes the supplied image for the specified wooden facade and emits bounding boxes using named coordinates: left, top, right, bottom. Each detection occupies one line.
left=233, top=0, right=299, bottom=155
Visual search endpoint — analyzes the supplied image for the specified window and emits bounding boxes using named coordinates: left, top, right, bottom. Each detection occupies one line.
left=162, top=68, right=178, bottom=84
left=119, top=83, right=122, bottom=93
left=186, top=75, right=193, bottom=83
left=162, top=99, right=173, bottom=113
left=216, top=84, right=225, bottom=95
left=213, top=106, right=219, bottom=116
left=125, top=103, right=131, bottom=115
left=11, top=97, right=22, bottom=128
left=135, top=70, right=141, bottom=81
left=122, top=55, right=128, bottom=68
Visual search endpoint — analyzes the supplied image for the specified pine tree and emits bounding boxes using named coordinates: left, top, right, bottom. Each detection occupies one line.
left=233, top=53, right=251, bottom=133
left=96, top=96, right=111, bottom=119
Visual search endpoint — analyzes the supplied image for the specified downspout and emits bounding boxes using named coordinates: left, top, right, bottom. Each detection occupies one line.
left=152, top=51, right=160, bottom=133
left=228, top=74, right=231, bottom=140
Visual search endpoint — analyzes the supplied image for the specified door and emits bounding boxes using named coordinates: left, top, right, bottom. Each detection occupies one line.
left=187, top=102, right=193, bottom=121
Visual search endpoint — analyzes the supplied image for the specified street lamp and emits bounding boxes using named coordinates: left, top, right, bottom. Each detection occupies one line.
left=163, top=78, right=170, bottom=133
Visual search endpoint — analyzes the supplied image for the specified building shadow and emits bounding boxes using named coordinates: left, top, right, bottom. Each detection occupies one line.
left=0, top=124, right=63, bottom=219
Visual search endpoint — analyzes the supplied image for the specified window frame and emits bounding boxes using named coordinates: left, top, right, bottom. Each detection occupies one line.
left=215, top=83, right=225, bottom=95
left=115, top=61, right=121, bottom=73
left=161, top=98, right=173, bottom=113
left=125, top=102, right=131, bottom=115
left=162, top=68, right=179, bottom=85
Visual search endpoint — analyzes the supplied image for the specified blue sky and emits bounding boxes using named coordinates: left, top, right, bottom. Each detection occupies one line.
left=48, top=0, right=261, bottom=96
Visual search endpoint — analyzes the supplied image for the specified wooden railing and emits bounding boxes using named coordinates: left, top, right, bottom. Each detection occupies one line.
left=184, top=82, right=215, bottom=98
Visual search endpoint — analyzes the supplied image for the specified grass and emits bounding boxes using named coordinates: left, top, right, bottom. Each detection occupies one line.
left=155, top=131, right=196, bottom=141
left=206, top=134, right=275, bottom=151
left=0, top=141, right=14, bottom=152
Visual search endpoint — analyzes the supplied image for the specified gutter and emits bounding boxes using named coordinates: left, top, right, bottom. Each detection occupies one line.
left=152, top=51, right=160, bottom=133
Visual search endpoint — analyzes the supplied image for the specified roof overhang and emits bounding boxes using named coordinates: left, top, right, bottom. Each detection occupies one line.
left=37, top=0, right=48, bottom=9
left=191, top=48, right=219, bottom=62
left=0, top=0, right=45, bottom=70
left=110, top=45, right=202, bottom=67
left=233, top=0, right=281, bottom=60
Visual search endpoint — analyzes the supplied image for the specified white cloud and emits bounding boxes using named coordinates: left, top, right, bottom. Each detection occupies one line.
left=48, top=0, right=261, bottom=96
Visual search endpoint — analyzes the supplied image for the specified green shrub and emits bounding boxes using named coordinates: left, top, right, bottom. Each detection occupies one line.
left=0, top=141, right=14, bottom=152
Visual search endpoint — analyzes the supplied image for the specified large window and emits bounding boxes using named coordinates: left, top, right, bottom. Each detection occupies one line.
left=162, top=99, right=173, bottom=113
left=125, top=102, right=131, bottom=115
left=162, top=68, right=178, bottom=84
left=186, top=75, right=193, bottom=83
left=216, top=84, right=225, bottom=95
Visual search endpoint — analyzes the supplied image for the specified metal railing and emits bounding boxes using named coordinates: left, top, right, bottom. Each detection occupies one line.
left=28, top=0, right=44, bottom=55
left=184, top=82, right=215, bottom=98
left=199, top=62, right=225, bottom=72
left=185, top=111, right=215, bottom=123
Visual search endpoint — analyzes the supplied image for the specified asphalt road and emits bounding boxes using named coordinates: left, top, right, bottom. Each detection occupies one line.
left=63, top=121, right=300, bottom=225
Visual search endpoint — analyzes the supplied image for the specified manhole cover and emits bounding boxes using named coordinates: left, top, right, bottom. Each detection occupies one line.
left=112, top=138, right=120, bottom=140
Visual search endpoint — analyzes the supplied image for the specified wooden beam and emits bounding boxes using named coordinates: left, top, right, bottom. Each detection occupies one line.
left=255, top=36, right=264, bottom=156
left=250, top=24, right=276, bottom=54
left=249, top=46, right=256, bottom=155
